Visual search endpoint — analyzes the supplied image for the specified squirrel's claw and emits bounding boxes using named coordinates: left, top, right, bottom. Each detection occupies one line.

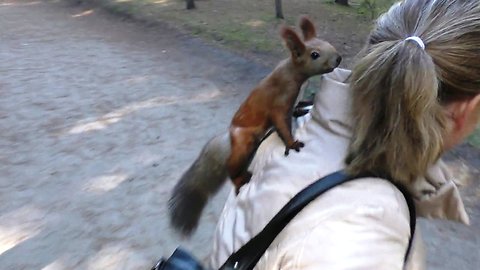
left=285, top=141, right=305, bottom=156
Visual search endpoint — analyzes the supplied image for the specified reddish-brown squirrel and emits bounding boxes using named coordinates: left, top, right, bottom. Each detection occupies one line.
left=227, top=17, right=341, bottom=192
left=168, top=16, right=341, bottom=235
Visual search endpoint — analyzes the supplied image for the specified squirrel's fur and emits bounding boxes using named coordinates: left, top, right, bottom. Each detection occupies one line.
left=168, top=16, right=341, bottom=236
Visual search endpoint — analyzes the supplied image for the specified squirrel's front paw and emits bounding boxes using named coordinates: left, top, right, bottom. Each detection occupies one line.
left=284, top=141, right=305, bottom=156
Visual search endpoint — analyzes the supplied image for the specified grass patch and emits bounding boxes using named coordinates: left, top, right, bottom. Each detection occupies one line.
left=354, top=0, right=396, bottom=20
left=80, top=0, right=372, bottom=66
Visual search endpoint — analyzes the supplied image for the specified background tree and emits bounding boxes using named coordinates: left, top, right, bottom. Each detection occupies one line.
left=275, top=0, right=284, bottom=19
left=335, top=0, right=349, bottom=6
left=186, top=0, right=195, bottom=10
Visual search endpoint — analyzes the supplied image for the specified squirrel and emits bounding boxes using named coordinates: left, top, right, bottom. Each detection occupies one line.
left=168, top=16, right=342, bottom=236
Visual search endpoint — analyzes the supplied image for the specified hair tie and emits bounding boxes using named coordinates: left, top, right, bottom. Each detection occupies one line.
left=405, top=36, right=425, bottom=50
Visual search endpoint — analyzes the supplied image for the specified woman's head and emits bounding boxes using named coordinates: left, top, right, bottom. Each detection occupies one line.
left=346, top=0, right=480, bottom=184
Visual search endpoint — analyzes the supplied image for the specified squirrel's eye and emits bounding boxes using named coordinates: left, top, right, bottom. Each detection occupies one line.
left=310, top=51, right=320, bottom=60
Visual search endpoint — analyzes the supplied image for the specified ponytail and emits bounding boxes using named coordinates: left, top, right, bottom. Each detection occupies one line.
left=346, top=0, right=480, bottom=184
left=346, top=40, right=446, bottom=184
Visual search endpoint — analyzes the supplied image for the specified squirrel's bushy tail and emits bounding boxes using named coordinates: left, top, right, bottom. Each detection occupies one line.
left=168, top=132, right=230, bottom=236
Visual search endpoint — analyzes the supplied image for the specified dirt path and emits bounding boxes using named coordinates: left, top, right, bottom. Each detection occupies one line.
left=0, top=0, right=478, bottom=269
left=0, top=0, right=270, bottom=268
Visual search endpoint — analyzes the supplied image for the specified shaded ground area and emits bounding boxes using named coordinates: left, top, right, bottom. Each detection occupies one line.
left=0, top=0, right=478, bottom=269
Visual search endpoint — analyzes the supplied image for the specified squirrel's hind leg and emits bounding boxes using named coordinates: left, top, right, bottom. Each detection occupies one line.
left=227, top=129, right=258, bottom=193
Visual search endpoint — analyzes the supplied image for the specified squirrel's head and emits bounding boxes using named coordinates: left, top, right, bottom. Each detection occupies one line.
left=280, top=16, right=341, bottom=76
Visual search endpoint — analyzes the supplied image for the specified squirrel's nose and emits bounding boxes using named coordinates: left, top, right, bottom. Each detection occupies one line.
left=336, top=55, right=342, bottom=66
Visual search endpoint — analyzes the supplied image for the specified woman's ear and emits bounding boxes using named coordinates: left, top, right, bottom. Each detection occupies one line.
left=280, top=26, right=306, bottom=59
left=444, top=94, right=480, bottom=149
left=466, top=94, right=480, bottom=129
left=455, top=94, right=480, bottom=129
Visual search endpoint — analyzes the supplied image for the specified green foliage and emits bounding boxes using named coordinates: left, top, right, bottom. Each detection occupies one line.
left=357, top=0, right=395, bottom=20
left=357, top=0, right=378, bottom=20
left=468, top=126, right=480, bottom=149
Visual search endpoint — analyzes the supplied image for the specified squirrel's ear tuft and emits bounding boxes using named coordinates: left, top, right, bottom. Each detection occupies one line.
left=299, top=15, right=317, bottom=41
left=280, top=26, right=306, bottom=58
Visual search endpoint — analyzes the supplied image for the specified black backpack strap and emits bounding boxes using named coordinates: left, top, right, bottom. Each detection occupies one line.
left=219, top=170, right=367, bottom=270
left=391, top=182, right=416, bottom=263
left=219, top=170, right=416, bottom=270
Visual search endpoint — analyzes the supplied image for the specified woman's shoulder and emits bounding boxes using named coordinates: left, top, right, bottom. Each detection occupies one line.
left=241, top=176, right=413, bottom=246
left=211, top=176, right=413, bottom=269
left=263, top=177, right=414, bottom=269
left=293, top=176, right=411, bottom=224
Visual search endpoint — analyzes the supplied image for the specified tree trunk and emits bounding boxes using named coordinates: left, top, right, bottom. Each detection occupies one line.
left=186, top=0, right=195, bottom=10
left=335, top=0, right=349, bottom=6
left=275, top=0, right=284, bottom=19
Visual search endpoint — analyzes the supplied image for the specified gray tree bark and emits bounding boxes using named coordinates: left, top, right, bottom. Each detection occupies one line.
left=275, top=0, right=284, bottom=19
left=186, top=0, right=195, bottom=10
left=335, top=0, right=349, bottom=6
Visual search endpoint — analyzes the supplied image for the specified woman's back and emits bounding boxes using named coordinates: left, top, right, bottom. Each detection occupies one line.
left=211, top=69, right=421, bottom=269
left=210, top=0, right=480, bottom=268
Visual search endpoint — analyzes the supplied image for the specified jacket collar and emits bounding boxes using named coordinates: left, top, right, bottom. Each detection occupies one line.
left=310, top=68, right=353, bottom=139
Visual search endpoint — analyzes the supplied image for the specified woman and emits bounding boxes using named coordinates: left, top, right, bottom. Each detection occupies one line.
left=210, top=0, right=480, bottom=269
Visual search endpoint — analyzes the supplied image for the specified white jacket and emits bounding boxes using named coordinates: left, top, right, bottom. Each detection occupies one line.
left=210, top=68, right=469, bottom=270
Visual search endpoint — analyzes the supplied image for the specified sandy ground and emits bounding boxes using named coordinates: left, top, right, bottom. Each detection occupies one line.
left=0, top=0, right=478, bottom=269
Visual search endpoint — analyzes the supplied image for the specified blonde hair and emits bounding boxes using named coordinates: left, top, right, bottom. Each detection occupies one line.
left=346, top=0, right=480, bottom=184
